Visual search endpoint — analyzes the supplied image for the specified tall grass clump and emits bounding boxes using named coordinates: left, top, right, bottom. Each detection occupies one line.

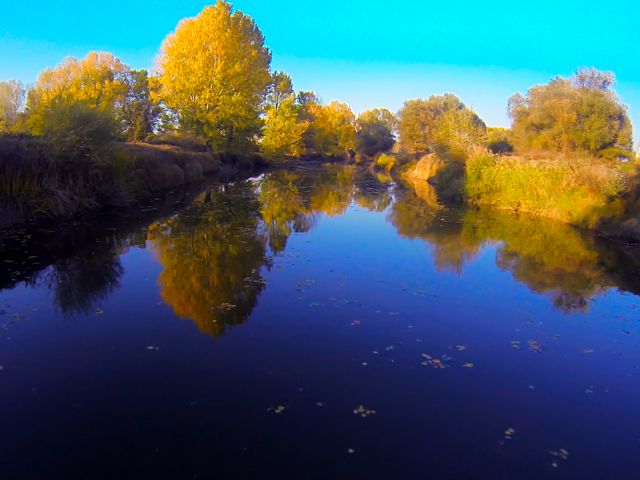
left=465, top=151, right=626, bottom=228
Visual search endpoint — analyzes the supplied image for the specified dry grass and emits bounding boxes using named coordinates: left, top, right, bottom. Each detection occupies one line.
left=465, top=151, right=627, bottom=228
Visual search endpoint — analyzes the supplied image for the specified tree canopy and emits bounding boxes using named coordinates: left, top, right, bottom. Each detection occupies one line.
left=508, top=69, right=632, bottom=159
left=157, top=0, right=272, bottom=153
left=355, top=108, right=397, bottom=158
left=398, top=94, right=486, bottom=157
left=0, top=80, right=26, bottom=134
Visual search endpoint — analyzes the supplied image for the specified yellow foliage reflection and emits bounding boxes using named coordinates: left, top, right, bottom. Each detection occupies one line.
left=148, top=183, right=268, bottom=336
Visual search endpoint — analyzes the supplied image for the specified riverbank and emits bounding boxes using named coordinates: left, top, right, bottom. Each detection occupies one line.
left=402, top=151, right=640, bottom=243
left=0, top=137, right=265, bottom=229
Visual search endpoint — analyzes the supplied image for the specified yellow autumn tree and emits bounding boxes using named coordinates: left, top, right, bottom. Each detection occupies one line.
left=157, top=0, right=272, bottom=154
left=26, top=51, right=128, bottom=135
left=261, top=72, right=307, bottom=160
left=308, top=101, right=356, bottom=158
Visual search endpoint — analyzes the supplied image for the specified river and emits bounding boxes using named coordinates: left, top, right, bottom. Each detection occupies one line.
left=1, top=164, right=639, bottom=479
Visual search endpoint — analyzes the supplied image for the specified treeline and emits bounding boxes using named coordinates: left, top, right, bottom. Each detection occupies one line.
left=0, top=0, right=635, bottom=164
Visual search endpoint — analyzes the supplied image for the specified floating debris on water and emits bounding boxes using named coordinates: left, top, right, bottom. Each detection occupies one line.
left=549, top=448, right=569, bottom=468
left=511, top=341, right=521, bottom=350
left=267, top=405, right=287, bottom=414
left=347, top=448, right=355, bottom=454
left=351, top=320, right=361, bottom=326
left=353, top=405, right=376, bottom=418
left=528, top=340, right=543, bottom=353
left=453, top=345, right=466, bottom=351
left=315, top=402, right=326, bottom=408
left=421, top=354, right=449, bottom=369
left=504, top=427, right=516, bottom=440
left=462, top=363, right=475, bottom=368
left=146, top=346, right=160, bottom=351
left=95, top=308, right=104, bottom=316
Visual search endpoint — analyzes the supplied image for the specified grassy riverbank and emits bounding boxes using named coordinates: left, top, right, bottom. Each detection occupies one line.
left=402, top=150, right=640, bottom=241
left=0, top=137, right=264, bottom=228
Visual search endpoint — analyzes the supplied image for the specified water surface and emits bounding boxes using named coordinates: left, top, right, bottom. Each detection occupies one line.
left=2, top=165, right=640, bottom=479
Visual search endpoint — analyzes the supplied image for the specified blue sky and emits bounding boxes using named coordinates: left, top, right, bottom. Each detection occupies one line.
left=1, top=0, right=639, bottom=140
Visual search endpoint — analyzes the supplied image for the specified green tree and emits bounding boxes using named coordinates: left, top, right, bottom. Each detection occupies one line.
left=157, top=0, right=272, bottom=153
left=508, top=68, right=632, bottom=159
left=398, top=94, right=486, bottom=156
left=355, top=108, right=397, bottom=158
left=0, top=80, right=26, bottom=134
left=120, top=70, right=159, bottom=142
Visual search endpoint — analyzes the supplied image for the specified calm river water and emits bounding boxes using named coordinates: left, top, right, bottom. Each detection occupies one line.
left=1, top=165, right=640, bottom=479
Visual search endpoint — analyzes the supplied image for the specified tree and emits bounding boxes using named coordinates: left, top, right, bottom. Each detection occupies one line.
left=508, top=69, right=632, bottom=159
left=260, top=72, right=307, bottom=160
left=398, top=94, right=486, bottom=156
left=26, top=52, right=128, bottom=136
left=355, top=108, right=397, bottom=158
left=0, top=80, right=26, bottom=134
left=120, top=70, right=159, bottom=142
left=266, top=71, right=293, bottom=110
left=156, top=0, right=272, bottom=153
left=486, top=127, right=514, bottom=154
left=307, top=101, right=356, bottom=158
left=261, top=97, right=307, bottom=160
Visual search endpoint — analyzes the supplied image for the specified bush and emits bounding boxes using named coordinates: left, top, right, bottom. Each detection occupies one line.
left=43, top=102, right=117, bottom=165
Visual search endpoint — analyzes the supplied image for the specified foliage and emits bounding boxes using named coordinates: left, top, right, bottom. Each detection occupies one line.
left=375, top=153, right=396, bottom=172
left=261, top=96, right=307, bottom=160
left=120, top=70, right=160, bottom=142
left=356, top=108, right=397, bottom=157
left=486, top=127, right=514, bottom=154
left=398, top=94, right=486, bottom=157
left=157, top=0, right=272, bottom=153
left=26, top=52, right=128, bottom=136
left=260, top=72, right=307, bottom=160
left=0, top=80, right=26, bottom=134
left=508, top=68, right=633, bottom=160
left=465, top=151, right=626, bottom=227
left=42, top=101, right=118, bottom=165
left=307, top=101, right=356, bottom=157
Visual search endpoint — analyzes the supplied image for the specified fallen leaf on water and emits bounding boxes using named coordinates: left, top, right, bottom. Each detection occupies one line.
left=353, top=405, right=376, bottom=418
left=528, top=340, right=543, bottom=353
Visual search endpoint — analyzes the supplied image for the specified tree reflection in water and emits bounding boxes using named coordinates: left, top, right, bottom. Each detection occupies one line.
left=4, top=165, right=640, bottom=332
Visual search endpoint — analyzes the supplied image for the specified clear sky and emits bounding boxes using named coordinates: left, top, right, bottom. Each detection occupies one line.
left=1, top=0, right=639, bottom=141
